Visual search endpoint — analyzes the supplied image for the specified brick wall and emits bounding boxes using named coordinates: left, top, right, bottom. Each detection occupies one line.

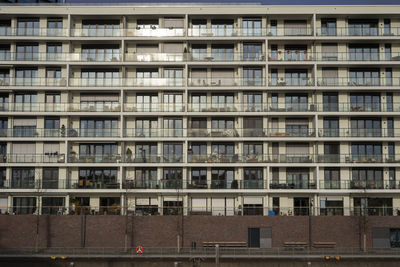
left=0, top=215, right=399, bottom=249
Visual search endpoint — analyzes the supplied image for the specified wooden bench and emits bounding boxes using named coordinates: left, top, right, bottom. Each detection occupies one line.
left=202, top=241, right=247, bottom=248
left=283, top=242, right=308, bottom=249
left=312, top=242, right=336, bottom=248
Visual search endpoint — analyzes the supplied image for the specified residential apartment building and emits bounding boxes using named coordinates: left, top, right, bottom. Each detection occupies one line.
left=0, top=4, right=400, bottom=218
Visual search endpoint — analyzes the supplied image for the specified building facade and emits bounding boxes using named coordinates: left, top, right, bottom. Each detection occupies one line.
left=0, top=4, right=400, bottom=218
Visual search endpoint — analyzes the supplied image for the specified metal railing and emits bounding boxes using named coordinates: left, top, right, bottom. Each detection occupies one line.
left=0, top=27, right=68, bottom=37
left=268, top=52, right=400, bottom=62
left=316, top=27, right=400, bottom=36
left=317, top=77, right=400, bottom=87
left=0, top=78, right=67, bottom=87
left=0, top=128, right=119, bottom=138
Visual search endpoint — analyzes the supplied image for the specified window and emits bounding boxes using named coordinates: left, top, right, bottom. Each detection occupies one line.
left=284, top=20, right=307, bottom=36
left=79, top=118, right=118, bottom=137
left=14, top=92, right=37, bottom=112
left=191, top=44, right=207, bottom=61
left=243, top=142, right=263, bottom=157
left=163, top=200, right=182, bottom=215
left=78, top=168, right=118, bottom=189
left=163, top=117, right=183, bottom=137
left=243, top=92, right=262, bottom=112
left=79, top=143, right=117, bottom=163
left=100, top=197, right=120, bottom=215
left=387, top=117, right=394, bottom=137
left=269, top=20, right=277, bottom=36
left=293, top=197, right=309, bottom=216
left=16, top=43, right=38, bottom=61
left=354, top=197, right=392, bottom=216
left=211, top=118, right=236, bottom=136
left=323, top=92, right=338, bottom=111
left=135, top=143, right=157, bottom=163
left=81, top=69, right=119, bottom=87
left=13, top=118, right=36, bottom=137
left=47, top=17, right=63, bottom=36
left=286, top=168, right=310, bottom=189
left=243, top=43, right=262, bottom=61
left=13, top=197, right=36, bottom=215
left=321, top=18, right=336, bottom=36
left=284, top=45, right=307, bottom=61
left=350, top=118, right=381, bottom=137
left=135, top=118, right=158, bottom=137
left=349, top=44, right=379, bottom=61
left=351, top=143, right=382, bottom=163
left=388, top=142, right=395, bottom=162
left=135, top=197, right=158, bottom=215
left=163, top=68, right=183, bottom=86
left=211, top=44, right=234, bottom=61
left=189, top=118, right=207, bottom=137
left=163, top=143, right=183, bottom=163
left=271, top=167, right=279, bottom=187
left=285, top=119, right=309, bottom=137
left=321, top=43, right=338, bottom=61
left=191, top=19, right=207, bottom=36
left=351, top=168, right=383, bottom=189
left=162, top=168, right=182, bottom=189
left=81, top=44, right=120, bottom=62
left=0, top=94, right=8, bottom=112
left=134, top=168, right=157, bottom=189
left=82, top=20, right=120, bottom=37
left=320, top=197, right=343, bottom=216
left=211, top=168, right=235, bottom=189
left=324, top=143, right=340, bottom=163
left=211, top=143, right=235, bottom=159
left=348, top=19, right=378, bottom=36
left=350, top=93, right=380, bottom=112
left=211, top=94, right=234, bottom=111
left=390, top=229, right=400, bottom=248
left=242, top=18, right=262, bottom=36
left=42, top=197, right=65, bottom=215
left=285, top=93, right=308, bottom=111
left=211, top=19, right=234, bottom=37
left=190, top=94, right=206, bottom=112
left=285, top=69, right=308, bottom=86
left=80, top=93, right=119, bottom=112
left=270, top=69, right=278, bottom=86
left=272, top=197, right=280, bottom=215
left=324, top=168, right=340, bottom=189
left=384, top=19, right=391, bottom=35
left=243, top=68, right=263, bottom=86
left=17, top=18, right=39, bottom=36
left=47, top=43, right=62, bottom=60
left=44, top=117, right=60, bottom=137
left=136, top=93, right=158, bottom=112
left=386, top=68, right=392, bottom=86
left=136, top=69, right=159, bottom=86
left=349, top=68, right=380, bottom=86
left=270, top=44, right=278, bottom=60
left=44, top=93, right=60, bottom=111
left=188, top=142, right=207, bottom=162
left=323, top=117, right=339, bottom=137
left=243, top=117, right=263, bottom=137
left=0, top=70, right=10, bottom=86
left=243, top=168, right=263, bottom=189
left=0, top=20, right=11, bottom=36
left=46, top=67, right=61, bottom=86
left=190, top=168, right=207, bottom=189
left=0, top=119, right=7, bottom=137
left=42, top=167, right=59, bottom=189
left=0, top=167, right=5, bottom=188
left=163, top=93, right=182, bottom=112
left=15, top=68, right=38, bottom=86
left=12, top=168, right=35, bottom=189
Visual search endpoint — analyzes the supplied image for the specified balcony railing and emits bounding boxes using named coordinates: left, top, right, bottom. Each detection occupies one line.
left=316, top=27, right=400, bottom=36
left=69, top=78, right=184, bottom=87
left=124, top=154, right=183, bottom=163
left=319, top=180, right=400, bottom=190
left=123, top=180, right=159, bottom=189
left=268, top=77, right=314, bottom=86
left=188, top=78, right=265, bottom=87
left=124, top=103, right=185, bottom=112
left=68, top=154, right=121, bottom=163
left=0, top=102, right=121, bottom=112
left=269, top=181, right=316, bottom=189
left=318, top=128, right=399, bottom=138
left=268, top=52, right=400, bottom=62
left=0, top=128, right=119, bottom=138
left=0, top=78, right=67, bottom=87
left=188, top=28, right=266, bottom=37
left=0, top=27, right=68, bottom=37
left=317, top=77, right=400, bottom=87
left=1, top=154, right=65, bottom=163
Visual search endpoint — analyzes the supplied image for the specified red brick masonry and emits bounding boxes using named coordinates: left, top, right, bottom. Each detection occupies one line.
left=0, top=215, right=399, bottom=249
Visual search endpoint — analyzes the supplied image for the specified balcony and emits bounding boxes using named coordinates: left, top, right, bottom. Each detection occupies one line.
left=2, top=153, right=65, bottom=163
left=269, top=181, right=316, bottom=189
left=160, top=179, right=182, bottom=189
left=241, top=180, right=264, bottom=189
left=316, top=27, right=400, bottom=36
left=71, top=28, right=122, bottom=37
left=188, top=78, right=265, bottom=87
left=123, top=180, right=158, bottom=189
left=126, top=53, right=185, bottom=62
left=319, top=180, right=400, bottom=190
left=68, top=154, right=121, bottom=163
left=127, top=28, right=184, bottom=37
left=269, top=128, right=315, bottom=137
left=124, top=154, right=183, bottom=163
left=0, top=27, right=68, bottom=37
left=316, top=154, right=398, bottom=164
left=69, top=78, right=184, bottom=87
left=318, top=128, right=399, bottom=138
left=268, top=77, right=314, bottom=86
left=73, top=180, right=120, bottom=189
left=211, top=180, right=239, bottom=189
left=0, top=78, right=67, bottom=87
left=124, top=103, right=184, bottom=112
left=189, top=52, right=266, bottom=62
left=317, top=77, right=400, bottom=87
left=0, top=102, right=121, bottom=113
left=186, top=180, right=208, bottom=189
left=188, top=28, right=266, bottom=37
